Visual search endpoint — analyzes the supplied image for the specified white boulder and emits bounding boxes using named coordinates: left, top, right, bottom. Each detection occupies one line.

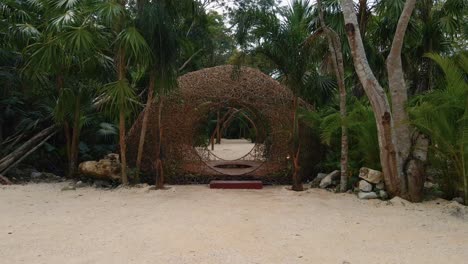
left=319, top=170, right=340, bottom=189
left=358, top=180, right=373, bottom=192
left=359, top=167, right=383, bottom=184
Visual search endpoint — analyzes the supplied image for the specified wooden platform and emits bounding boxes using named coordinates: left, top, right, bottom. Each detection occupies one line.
left=205, top=160, right=262, bottom=176
left=209, top=180, right=263, bottom=189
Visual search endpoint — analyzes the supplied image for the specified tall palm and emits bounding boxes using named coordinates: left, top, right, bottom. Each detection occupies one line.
left=135, top=0, right=199, bottom=188
left=22, top=0, right=110, bottom=176
left=97, top=0, right=151, bottom=184
left=135, top=1, right=179, bottom=185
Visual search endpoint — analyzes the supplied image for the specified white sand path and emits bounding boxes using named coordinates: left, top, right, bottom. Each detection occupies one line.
left=0, top=183, right=467, bottom=264
left=209, top=138, right=256, bottom=160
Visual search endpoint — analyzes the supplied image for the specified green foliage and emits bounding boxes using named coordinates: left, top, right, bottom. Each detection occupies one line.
left=1, top=0, right=467, bottom=190
left=409, top=52, right=468, bottom=199
left=99, top=79, right=139, bottom=119
left=116, top=26, right=151, bottom=69
left=302, top=97, right=380, bottom=174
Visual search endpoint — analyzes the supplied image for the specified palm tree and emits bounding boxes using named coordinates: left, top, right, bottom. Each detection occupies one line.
left=97, top=0, right=151, bottom=185
left=135, top=0, right=180, bottom=186
left=136, top=0, right=203, bottom=188
left=22, top=0, right=110, bottom=176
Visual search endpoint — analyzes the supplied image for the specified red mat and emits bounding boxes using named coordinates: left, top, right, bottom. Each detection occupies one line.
left=209, top=180, right=263, bottom=189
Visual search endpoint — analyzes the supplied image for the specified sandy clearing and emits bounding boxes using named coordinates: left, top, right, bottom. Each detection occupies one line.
left=0, top=183, right=467, bottom=264
left=208, top=138, right=256, bottom=160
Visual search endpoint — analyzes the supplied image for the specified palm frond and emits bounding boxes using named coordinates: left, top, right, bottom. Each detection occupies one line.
left=116, top=26, right=151, bottom=68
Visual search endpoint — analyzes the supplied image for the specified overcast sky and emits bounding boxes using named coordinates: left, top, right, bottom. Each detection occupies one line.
left=208, top=0, right=291, bottom=15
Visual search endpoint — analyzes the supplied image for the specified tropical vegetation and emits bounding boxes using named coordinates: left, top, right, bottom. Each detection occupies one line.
left=0, top=0, right=466, bottom=202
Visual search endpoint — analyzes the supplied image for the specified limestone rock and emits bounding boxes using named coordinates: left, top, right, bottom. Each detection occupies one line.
left=134, top=183, right=149, bottom=188
left=310, top=173, right=328, bottom=188
left=79, top=153, right=121, bottom=181
left=75, top=181, right=87, bottom=188
left=376, top=182, right=385, bottom=190
left=30, top=171, right=42, bottom=178
left=358, top=191, right=378, bottom=199
left=359, top=167, right=383, bottom=184
left=358, top=180, right=373, bottom=192
left=424, top=181, right=435, bottom=189
left=61, top=185, right=76, bottom=191
left=316, top=173, right=327, bottom=180
left=319, top=170, right=340, bottom=189
left=452, top=197, right=464, bottom=205
left=379, top=190, right=389, bottom=200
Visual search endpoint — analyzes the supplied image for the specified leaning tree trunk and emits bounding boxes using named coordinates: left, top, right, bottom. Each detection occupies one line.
left=341, top=0, right=423, bottom=201
left=341, top=0, right=400, bottom=197
left=386, top=0, right=425, bottom=201
left=0, top=125, right=57, bottom=173
left=318, top=0, right=348, bottom=192
left=136, top=75, right=155, bottom=173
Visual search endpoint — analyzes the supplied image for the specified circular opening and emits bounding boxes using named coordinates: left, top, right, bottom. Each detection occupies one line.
left=194, top=107, right=262, bottom=161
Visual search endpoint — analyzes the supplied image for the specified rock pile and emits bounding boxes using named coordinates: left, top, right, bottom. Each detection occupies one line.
left=357, top=167, right=387, bottom=200
left=312, top=170, right=340, bottom=189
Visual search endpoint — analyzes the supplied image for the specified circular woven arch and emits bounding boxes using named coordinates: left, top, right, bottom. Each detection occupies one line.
left=126, top=65, right=300, bottom=181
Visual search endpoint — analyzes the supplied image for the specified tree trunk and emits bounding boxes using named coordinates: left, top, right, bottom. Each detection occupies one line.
left=1, top=130, right=57, bottom=175
left=0, top=119, right=3, bottom=146
left=386, top=0, right=424, bottom=201
left=136, top=75, right=155, bottom=173
left=211, top=108, right=236, bottom=151
left=291, top=96, right=303, bottom=191
left=0, top=174, right=12, bottom=185
left=341, top=0, right=401, bottom=197
left=68, top=95, right=81, bottom=177
left=56, top=74, right=72, bottom=164
left=216, top=110, right=221, bottom=144
left=119, top=109, right=128, bottom=184
left=341, top=0, right=423, bottom=201
left=155, top=96, right=164, bottom=189
left=117, top=47, right=128, bottom=185
left=318, top=0, right=348, bottom=192
left=0, top=125, right=57, bottom=173
left=358, top=0, right=369, bottom=35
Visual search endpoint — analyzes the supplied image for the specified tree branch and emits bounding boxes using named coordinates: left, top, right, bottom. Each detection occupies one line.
left=179, top=49, right=203, bottom=71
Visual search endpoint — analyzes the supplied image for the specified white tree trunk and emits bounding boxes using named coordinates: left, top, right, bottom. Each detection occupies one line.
left=317, top=0, right=348, bottom=192
left=341, top=0, right=423, bottom=201
left=341, top=0, right=400, bottom=196
left=386, top=0, right=417, bottom=195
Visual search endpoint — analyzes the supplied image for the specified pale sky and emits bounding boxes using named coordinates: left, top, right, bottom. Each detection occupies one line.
left=208, top=0, right=291, bottom=15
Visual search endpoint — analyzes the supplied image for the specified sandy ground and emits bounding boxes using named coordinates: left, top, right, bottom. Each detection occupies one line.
left=210, top=138, right=255, bottom=160
left=1, top=183, right=468, bottom=264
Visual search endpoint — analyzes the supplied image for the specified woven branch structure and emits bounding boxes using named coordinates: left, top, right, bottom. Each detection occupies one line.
left=126, top=65, right=302, bottom=181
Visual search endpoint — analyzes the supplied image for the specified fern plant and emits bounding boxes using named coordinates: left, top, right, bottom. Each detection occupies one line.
left=301, top=97, right=380, bottom=176
left=409, top=53, right=468, bottom=201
